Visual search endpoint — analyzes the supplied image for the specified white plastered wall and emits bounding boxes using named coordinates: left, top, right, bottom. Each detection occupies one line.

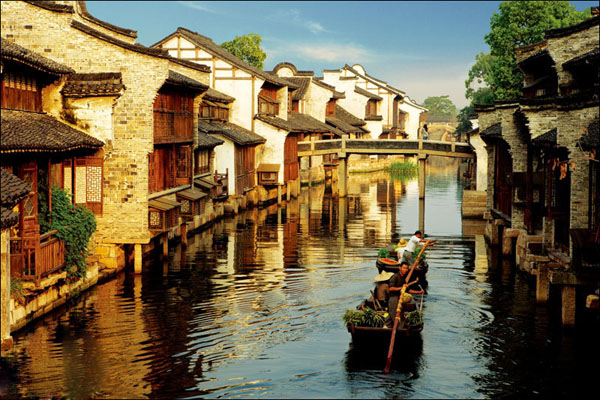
left=212, top=137, right=237, bottom=194
left=255, top=120, right=286, bottom=184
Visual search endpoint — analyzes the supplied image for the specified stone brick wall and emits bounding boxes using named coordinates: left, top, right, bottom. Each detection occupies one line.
left=547, top=24, right=600, bottom=91
left=1, top=1, right=208, bottom=246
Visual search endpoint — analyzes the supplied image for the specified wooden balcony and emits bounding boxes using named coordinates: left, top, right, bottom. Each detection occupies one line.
left=10, top=229, right=66, bottom=284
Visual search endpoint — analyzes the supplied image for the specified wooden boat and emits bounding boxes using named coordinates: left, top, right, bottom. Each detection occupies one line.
left=347, top=320, right=423, bottom=347
left=375, top=258, right=429, bottom=286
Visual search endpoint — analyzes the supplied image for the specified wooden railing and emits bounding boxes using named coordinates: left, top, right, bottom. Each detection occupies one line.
left=10, top=229, right=65, bottom=284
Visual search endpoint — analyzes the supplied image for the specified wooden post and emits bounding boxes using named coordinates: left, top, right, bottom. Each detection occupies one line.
left=134, top=244, right=142, bottom=274
left=277, top=184, right=282, bottom=205
left=419, top=198, right=425, bottom=233
left=535, top=263, right=549, bottom=303
left=162, top=232, right=169, bottom=259
left=561, top=286, right=576, bottom=326
left=338, top=156, right=347, bottom=198
left=451, top=136, right=456, bottom=153
left=286, top=181, right=291, bottom=201
left=418, top=154, right=427, bottom=199
left=181, top=222, right=188, bottom=247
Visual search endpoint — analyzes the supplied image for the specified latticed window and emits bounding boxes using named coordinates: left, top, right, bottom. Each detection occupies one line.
left=195, top=149, right=210, bottom=175
left=176, top=146, right=190, bottom=178
left=180, top=199, right=190, bottom=214
left=1, top=69, right=41, bottom=111
left=63, top=157, right=103, bottom=214
left=149, top=211, right=162, bottom=229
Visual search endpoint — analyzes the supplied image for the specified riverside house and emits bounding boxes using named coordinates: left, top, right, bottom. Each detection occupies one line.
left=152, top=28, right=303, bottom=206
left=271, top=62, right=349, bottom=186
left=337, top=64, right=427, bottom=140
left=475, top=12, right=599, bottom=326
left=1, top=0, right=218, bottom=270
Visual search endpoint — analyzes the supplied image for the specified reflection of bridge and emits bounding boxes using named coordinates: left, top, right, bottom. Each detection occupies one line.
left=298, top=138, right=474, bottom=197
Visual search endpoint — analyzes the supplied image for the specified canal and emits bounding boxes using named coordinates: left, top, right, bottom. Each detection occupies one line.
left=1, top=159, right=597, bottom=398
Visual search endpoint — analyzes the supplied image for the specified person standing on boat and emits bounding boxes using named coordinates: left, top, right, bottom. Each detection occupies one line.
left=386, top=233, right=401, bottom=259
left=385, top=262, right=424, bottom=327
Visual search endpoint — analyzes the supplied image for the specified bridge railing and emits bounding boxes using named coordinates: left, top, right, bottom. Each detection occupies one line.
left=298, top=138, right=473, bottom=158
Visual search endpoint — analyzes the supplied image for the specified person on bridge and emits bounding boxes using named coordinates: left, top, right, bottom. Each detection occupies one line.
left=420, top=124, right=429, bottom=140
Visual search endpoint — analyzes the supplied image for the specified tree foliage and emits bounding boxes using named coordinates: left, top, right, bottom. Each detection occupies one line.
left=465, top=1, right=591, bottom=102
left=422, top=95, right=457, bottom=117
left=220, top=33, right=267, bottom=70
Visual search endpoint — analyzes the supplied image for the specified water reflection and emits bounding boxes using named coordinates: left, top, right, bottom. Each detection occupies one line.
left=3, top=158, right=597, bottom=398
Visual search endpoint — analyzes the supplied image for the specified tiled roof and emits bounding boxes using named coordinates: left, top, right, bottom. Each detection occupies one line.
left=517, top=49, right=553, bottom=69
left=198, top=120, right=265, bottom=145
left=285, top=77, right=311, bottom=100
left=25, top=1, right=73, bottom=13
left=355, top=87, right=382, bottom=100
left=165, top=70, right=208, bottom=92
left=62, top=72, right=124, bottom=97
left=204, top=88, right=235, bottom=103
left=255, top=114, right=294, bottom=131
left=167, top=28, right=293, bottom=87
left=287, top=113, right=335, bottom=133
left=580, top=120, right=599, bottom=150
left=75, top=1, right=137, bottom=38
left=1, top=38, right=74, bottom=75
left=197, top=132, right=224, bottom=149
left=479, top=122, right=502, bottom=139
left=272, top=62, right=314, bottom=77
left=532, top=128, right=557, bottom=147
left=562, top=49, right=600, bottom=70
left=1, top=109, right=104, bottom=153
left=1, top=168, right=30, bottom=229
left=70, top=21, right=210, bottom=73
left=545, top=15, right=600, bottom=39
left=326, top=116, right=362, bottom=134
left=1, top=169, right=30, bottom=208
left=336, top=104, right=366, bottom=126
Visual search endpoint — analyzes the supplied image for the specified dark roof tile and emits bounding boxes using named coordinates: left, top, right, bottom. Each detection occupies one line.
left=1, top=38, right=74, bottom=75
left=545, top=15, right=600, bottom=39
left=562, top=49, right=600, bottom=70
left=1, top=109, right=104, bottom=153
left=285, top=77, right=311, bottom=100
left=480, top=122, right=502, bottom=139
left=62, top=72, right=124, bottom=97
left=255, top=114, right=293, bottom=131
left=355, top=87, right=382, bottom=100
left=287, top=113, right=336, bottom=134
left=336, top=104, right=366, bottom=127
left=198, top=120, right=265, bottom=145
left=165, top=70, right=208, bottom=92
left=532, top=128, right=557, bottom=147
left=1, top=169, right=30, bottom=207
left=204, top=88, right=235, bottom=103
left=580, top=120, right=599, bottom=150
left=75, top=1, right=137, bottom=38
left=197, top=132, right=224, bottom=149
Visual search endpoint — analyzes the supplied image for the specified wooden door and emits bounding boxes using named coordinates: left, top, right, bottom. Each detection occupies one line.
left=494, top=142, right=512, bottom=217
left=284, top=134, right=299, bottom=181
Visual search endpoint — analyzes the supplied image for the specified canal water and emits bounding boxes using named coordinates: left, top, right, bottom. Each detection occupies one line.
left=1, top=159, right=598, bottom=398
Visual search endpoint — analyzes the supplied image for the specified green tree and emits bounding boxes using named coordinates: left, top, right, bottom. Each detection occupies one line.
left=466, top=1, right=591, bottom=102
left=455, top=105, right=475, bottom=136
left=220, top=33, right=267, bottom=70
left=422, top=95, right=457, bottom=117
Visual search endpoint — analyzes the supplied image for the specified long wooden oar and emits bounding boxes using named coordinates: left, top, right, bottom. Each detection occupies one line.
left=384, top=241, right=430, bottom=374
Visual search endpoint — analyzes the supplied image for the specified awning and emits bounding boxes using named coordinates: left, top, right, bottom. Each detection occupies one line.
left=194, top=177, right=217, bottom=191
left=258, top=163, right=280, bottom=172
left=176, top=188, right=207, bottom=201
left=149, top=198, right=180, bottom=211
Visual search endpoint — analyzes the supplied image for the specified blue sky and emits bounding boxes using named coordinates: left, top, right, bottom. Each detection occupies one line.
left=87, top=1, right=596, bottom=109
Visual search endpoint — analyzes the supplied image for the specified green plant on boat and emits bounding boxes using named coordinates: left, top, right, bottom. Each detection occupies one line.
left=343, top=307, right=384, bottom=328
left=413, top=247, right=427, bottom=261
left=405, top=310, right=423, bottom=326
left=378, top=248, right=390, bottom=259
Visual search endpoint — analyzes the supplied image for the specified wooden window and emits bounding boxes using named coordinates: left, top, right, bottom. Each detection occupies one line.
left=258, top=95, right=279, bottom=116
left=176, top=146, right=190, bottom=179
left=284, top=134, right=299, bottom=181
left=234, top=145, right=256, bottom=194
left=1, top=69, right=42, bottom=112
left=291, top=100, right=299, bottom=113
left=195, top=149, right=210, bottom=175
left=326, top=100, right=336, bottom=116
left=365, top=99, right=377, bottom=116
left=153, top=90, right=194, bottom=142
left=67, top=157, right=103, bottom=215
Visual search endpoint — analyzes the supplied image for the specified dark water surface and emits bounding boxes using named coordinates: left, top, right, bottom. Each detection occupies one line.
left=2, top=161, right=598, bottom=398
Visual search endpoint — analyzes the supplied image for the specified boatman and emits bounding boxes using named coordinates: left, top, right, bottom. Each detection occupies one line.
left=384, top=261, right=424, bottom=327
left=401, top=230, right=436, bottom=266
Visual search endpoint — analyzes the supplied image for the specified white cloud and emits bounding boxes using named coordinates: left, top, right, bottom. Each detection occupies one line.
left=176, top=1, right=220, bottom=14
left=270, top=9, right=329, bottom=34
left=264, top=37, right=371, bottom=63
